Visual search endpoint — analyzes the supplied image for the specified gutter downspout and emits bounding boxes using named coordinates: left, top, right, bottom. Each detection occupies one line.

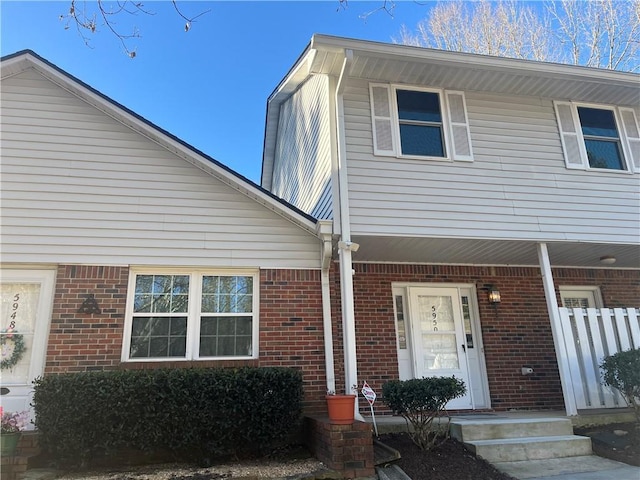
left=537, top=242, right=578, bottom=416
left=317, top=220, right=336, bottom=395
left=335, top=49, right=363, bottom=421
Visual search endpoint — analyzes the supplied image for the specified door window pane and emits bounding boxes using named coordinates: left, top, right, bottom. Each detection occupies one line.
left=422, top=334, right=459, bottom=370
left=417, top=295, right=455, bottom=332
left=394, top=295, right=407, bottom=350
left=461, top=296, right=474, bottom=348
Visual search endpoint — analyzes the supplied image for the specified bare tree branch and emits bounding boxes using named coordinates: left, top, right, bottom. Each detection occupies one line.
left=395, top=0, right=638, bottom=72
left=60, top=1, right=210, bottom=57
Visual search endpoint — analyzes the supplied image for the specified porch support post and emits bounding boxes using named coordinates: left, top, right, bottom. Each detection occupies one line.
left=537, top=242, right=578, bottom=416
left=334, top=50, right=362, bottom=421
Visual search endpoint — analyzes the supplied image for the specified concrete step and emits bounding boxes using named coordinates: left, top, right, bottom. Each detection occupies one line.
left=450, top=417, right=573, bottom=441
left=492, top=455, right=640, bottom=480
left=376, top=464, right=412, bottom=480
left=464, top=435, right=593, bottom=463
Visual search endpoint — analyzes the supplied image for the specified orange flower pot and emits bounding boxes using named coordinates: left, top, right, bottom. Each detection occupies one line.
left=326, top=394, right=356, bottom=424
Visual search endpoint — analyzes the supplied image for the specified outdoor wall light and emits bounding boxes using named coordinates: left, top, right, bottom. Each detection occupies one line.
left=488, top=286, right=501, bottom=304
left=337, top=240, right=360, bottom=252
left=599, top=255, right=616, bottom=265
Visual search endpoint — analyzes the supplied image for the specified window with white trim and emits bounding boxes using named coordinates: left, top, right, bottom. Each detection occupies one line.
left=123, top=271, right=258, bottom=361
left=554, top=102, right=640, bottom=173
left=370, top=84, right=474, bottom=161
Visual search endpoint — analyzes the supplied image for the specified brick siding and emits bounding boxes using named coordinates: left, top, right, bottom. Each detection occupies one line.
left=337, top=263, right=640, bottom=413
left=45, top=266, right=327, bottom=413
left=44, top=263, right=640, bottom=414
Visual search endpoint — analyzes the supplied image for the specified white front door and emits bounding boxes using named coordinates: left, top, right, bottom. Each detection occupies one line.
left=408, top=286, right=473, bottom=409
left=1, top=270, right=56, bottom=430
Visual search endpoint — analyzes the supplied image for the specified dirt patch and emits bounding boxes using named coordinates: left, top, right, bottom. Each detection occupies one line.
left=574, top=421, right=640, bottom=467
left=379, top=433, right=516, bottom=480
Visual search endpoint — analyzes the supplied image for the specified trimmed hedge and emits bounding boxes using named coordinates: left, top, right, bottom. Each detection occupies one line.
left=32, top=367, right=303, bottom=466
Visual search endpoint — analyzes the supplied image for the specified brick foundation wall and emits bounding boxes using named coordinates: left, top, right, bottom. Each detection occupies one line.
left=0, top=432, right=41, bottom=480
left=342, top=263, right=640, bottom=413
left=303, top=417, right=375, bottom=478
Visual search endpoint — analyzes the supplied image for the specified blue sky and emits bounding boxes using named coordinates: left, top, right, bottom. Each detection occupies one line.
left=1, top=1, right=438, bottom=182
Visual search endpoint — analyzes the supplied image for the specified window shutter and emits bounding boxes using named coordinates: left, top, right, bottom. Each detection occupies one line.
left=445, top=91, right=474, bottom=161
left=619, top=108, right=640, bottom=173
left=554, top=102, right=585, bottom=169
left=369, top=84, right=396, bottom=156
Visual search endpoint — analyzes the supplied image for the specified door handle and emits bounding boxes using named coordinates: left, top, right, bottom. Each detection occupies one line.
left=461, top=344, right=466, bottom=353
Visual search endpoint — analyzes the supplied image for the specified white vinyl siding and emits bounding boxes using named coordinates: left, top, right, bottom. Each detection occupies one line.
left=554, top=101, right=639, bottom=173
left=368, top=83, right=474, bottom=162
left=1, top=68, right=321, bottom=268
left=271, top=74, right=333, bottom=219
left=343, top=80, right=640, bottom=244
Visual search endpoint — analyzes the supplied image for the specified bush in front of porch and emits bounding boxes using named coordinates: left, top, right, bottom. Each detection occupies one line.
left=382, top=377, right=466, bottom=451
left=601, top=347, right=640, bottom=423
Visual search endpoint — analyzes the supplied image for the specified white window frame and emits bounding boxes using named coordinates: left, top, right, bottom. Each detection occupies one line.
left=559, top=286, right=603, bottom=309
left=122, top=268, right=260, bottom=362
left=554, top=101, right=640, bottom=173
left=369, top=83, right=474, bottom=162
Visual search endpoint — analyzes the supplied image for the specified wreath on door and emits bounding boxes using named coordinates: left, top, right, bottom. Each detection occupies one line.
left=1, top=329, right=26, bottom=370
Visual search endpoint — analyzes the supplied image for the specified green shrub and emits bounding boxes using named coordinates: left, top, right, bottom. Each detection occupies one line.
left=382, top=377, right=466, bottom=450
left=601, top=348, right=640, bottom=423
left=32, top=367, right=303, bottom=467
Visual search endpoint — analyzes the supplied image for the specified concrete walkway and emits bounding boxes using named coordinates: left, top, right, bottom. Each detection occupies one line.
left=367, top=411, right=639, bottom=480
left=493, top=455, right=640, bottom=480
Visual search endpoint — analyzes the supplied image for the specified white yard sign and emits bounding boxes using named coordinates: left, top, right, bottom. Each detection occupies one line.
left=361, top=381, right=378, bottom=436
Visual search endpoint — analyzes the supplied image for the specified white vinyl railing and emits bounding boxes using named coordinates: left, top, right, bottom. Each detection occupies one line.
left=558, top=307, right=640, bottom=410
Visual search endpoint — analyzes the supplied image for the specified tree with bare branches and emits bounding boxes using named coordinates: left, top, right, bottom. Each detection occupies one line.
left=60, top=0, right=209, bottom=58
left=396, top=0, right=640, bottom=72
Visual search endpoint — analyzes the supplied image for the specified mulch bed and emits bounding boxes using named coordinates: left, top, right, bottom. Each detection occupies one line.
left=379, top=433, right=516, bottom=480
left=574, top=421, right=640, bottom=467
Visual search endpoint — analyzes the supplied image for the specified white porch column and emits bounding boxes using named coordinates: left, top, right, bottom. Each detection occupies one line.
left=338, top=246, right=359, bottom=400
left=334, top=49, right=363, bottom=420
left=537, top=242, right=578, bottom=416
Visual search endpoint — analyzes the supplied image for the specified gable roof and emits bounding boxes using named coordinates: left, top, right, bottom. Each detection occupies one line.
left=262, top=34, right=640, bottom=188
left=1, top=49, right=319, bottom=236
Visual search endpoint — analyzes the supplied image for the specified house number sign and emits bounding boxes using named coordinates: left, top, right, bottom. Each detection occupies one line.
left=1, top=292, right=26, bottom=370
left=432, top=305, right=438, bottom=331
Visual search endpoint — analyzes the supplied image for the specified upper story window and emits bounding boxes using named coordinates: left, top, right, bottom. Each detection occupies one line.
left=370, top=84, right=474, bottom=162
left=396, top=90, right=445, bottom=157
left=123, top=270, right=259, bottom=362
left=554, top=102, right=640, bottom=173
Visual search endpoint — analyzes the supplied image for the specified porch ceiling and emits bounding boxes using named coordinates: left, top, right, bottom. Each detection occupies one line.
left=349, top=236, right=640, bottom=269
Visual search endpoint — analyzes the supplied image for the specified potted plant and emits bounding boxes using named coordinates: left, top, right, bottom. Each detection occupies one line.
left=0, top=407, right=28, bottom=456
left=325, top=389, right=356, bottom=425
